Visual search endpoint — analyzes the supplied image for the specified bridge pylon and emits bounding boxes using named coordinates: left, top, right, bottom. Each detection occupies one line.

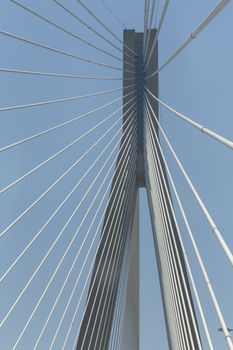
left=76, top=29, right=202, bottom=350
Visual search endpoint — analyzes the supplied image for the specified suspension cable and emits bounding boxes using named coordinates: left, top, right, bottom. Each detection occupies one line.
left=100, top=0, right=127, bottom=30
left=0, top=86, right=133, bottom=113
left=145, top=103, right=200, bottom=349
left=0, top=106, right=136, bottom=283
left=145, top=86, right=233, bottom=151
left=93, top=173, right=137, bottom=350
left=144, top=0, right=169, bottom=71
left=146, top=0, right=230, bottom=79
left=0, top=104, right=136, bottom=333
left=53, top=0, right=135, bottom=62
left=91, top=173, right=135, bottom=350
left=0, top=91, right=134, bottom=153
left=145, top=99, right=207, bottom=349
left=78, top=156, right=136, bottom=350
left=71, top=146, right=137, bottom=350
left=145, top=121, right=186, bottom=349
left=109, top=223, right=131, bottom=349
left=0, top=94, right=134, bottom=196
left=145, top=121, right=188, bottom=349
left=144, top=0, right=156, bottom=61
left=45, top=123, right=136, bottom=350
left=0, top=30, right=134, bottom=73
left=52, top=171, right=132, bottom=350
left=77, top=130, right=137, bottom=350
left=143, top=0, right=149, bottom=62
left=71, top=175, right=130, bottom=350
left=88, top=154, right=136, bottom=350
left=0, top=67, right=131, bottom=80
left=11, top=116, right=136, bottom=350
left=147, top=128, right=215, bottom=350
left=9, top=0, right=133, bottom=66
left=75, top=0, right=137, bottom=58
left=63, top=140, right=136, bottom=350
left=0, top=96, right=135, bottom=238
left=146, top=98, right=230, bottom=350
left=145, top=93, right=233, bottom=266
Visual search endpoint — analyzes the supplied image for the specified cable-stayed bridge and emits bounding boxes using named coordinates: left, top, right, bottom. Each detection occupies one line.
left=0, top=1, right=232, bottom=349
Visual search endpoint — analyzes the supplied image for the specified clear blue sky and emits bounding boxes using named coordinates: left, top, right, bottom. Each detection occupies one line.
left=0, top=0, right=233, bottom=349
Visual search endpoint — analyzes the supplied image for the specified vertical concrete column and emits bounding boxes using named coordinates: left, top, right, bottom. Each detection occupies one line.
left=120, top=193, right=139, bottom=350
left=118, top=30, right=140, bottom=350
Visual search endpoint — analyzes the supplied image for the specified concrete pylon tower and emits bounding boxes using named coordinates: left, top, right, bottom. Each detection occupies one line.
left=76, top=29, right=202, bottom=350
